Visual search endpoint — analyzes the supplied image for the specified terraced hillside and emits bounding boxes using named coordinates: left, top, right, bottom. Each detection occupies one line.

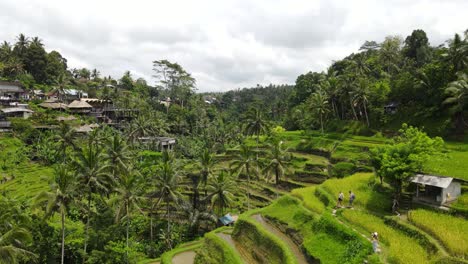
left=159, top=172, right=468, bottom=264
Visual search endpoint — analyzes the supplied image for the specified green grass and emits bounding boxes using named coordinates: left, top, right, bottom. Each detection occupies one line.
left=425, top=150, right=468, bottom=180
left=194, top=232, right=243, bottom=264
left=260, top=196, right=372, bottom=264
left=291, top=187, right=326, bottom=214
left=341, top=210, right=430, bottom=264
left=320, top=173, right=392, bottom=213
left=409, top=209, right=468, bottom=259
left=0, top=163, right=53, bottom=201
left=232, top=215, right=298, bottom=264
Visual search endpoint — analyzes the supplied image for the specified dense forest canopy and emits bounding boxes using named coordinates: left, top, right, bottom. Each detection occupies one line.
left=0, top=28, right=467, bottom=264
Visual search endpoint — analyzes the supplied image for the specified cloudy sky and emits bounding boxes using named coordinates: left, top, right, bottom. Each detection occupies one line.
left=0, top=0, right=466, bottom=92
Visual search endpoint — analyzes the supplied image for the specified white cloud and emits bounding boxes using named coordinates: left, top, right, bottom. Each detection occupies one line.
left=0, top=0, right=466, bottom=92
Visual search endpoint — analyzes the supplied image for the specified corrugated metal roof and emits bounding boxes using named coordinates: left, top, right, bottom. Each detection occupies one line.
left=0, top=82, right=24, bottom=93
left=1, top=107, right=34, bottom=113
left=411, top=174, right=453, bottom=188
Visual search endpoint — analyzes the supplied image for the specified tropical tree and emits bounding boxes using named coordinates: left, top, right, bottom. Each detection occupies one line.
left=244, top=108, right=270, bottom=145
left=34, top=165, right=76, bottom=264
left=198, top=148, right=215, bottom=196
left=262, top=139, right=290, bottom=185
left=0, top=196, right=36, bottom=264
left=177, top=200, right=216, bottom=236
left=54, top=73, right=70, bottom=102
left=308, top=90, right=329, bottom=133
left=230, top=143, right=257, bottom=210
left=444, top=72, right=468, bottom=131
left=106, top=133, right=132, bottom=179
left=444, top=33, right=468, bottom=73
left=54, top=122, right=76, bottom=160
left=351, top=78, right=371, bottom=127
left=206, top=170, right=236, bottom=215
left=111, top=168, right=143, bottom=263
left=152, top=153, right=181, bottom=237
left=75, top=145, right=112, bottom=263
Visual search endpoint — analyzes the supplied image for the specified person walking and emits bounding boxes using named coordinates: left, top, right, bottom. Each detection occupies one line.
left=348, top=191, right=355, bottom=207
left=337, top=191, right=344, bottom=208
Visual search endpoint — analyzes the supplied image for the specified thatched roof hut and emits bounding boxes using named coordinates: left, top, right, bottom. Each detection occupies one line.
left=68, top=100, right=92, bottom=113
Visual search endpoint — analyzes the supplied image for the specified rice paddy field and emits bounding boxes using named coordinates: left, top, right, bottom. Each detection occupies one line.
left=409, top=209, right=468, bottom=259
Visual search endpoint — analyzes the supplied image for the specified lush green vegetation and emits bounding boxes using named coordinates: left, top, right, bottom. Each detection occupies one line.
left=410, top=209, right=468, bottom=259
left=0, top=27, right=467, bottom=264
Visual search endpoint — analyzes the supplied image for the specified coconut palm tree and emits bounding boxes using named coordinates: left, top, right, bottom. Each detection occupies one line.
left=321, top=74, right=341, bottom=119
left=206, top=170, right=236, bottom=215
left=444, top=33, right=468, bottom=73
left=106, top=133, right=132, bottom=179
left=244, top=108, right=270, bottom=145
left=111, top=168, right=143, bottom=264
left=34, top=165, right=77, bottom=264
left=351, top=78, right=371, bottom=127
left=308, top=90, right=329, bottom=133
left=74, top=145, right=112, bottom=263
left=230, top=143, right=257, bottom=210
left=54, top=73, right=70, bottom=103
left=54, top=122, right=76, bottom=160
left=31, top=37, right=43, bottom=47
left=152, top=155, right=181, bottom=237
left=198, top=148, right=215, bottom=196
left=263, top=139, right=290, bottom=185
left=444, top=72, right=468, bottom=130
left=0, top=196, right=36, bottom=264
left=177, top=199, right=217, bottom=237
left=13, top=33, right=29, bottom=57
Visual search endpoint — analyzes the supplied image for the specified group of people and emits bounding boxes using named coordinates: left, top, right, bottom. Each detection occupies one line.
left=337, top=191, right=355, bottom=208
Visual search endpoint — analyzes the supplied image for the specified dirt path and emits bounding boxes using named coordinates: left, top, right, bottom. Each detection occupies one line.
left=217, top=232, right=259, bottom=264
left=172, top=251, right=196, bottom=264
left=251, top=214, right=308, bottom=264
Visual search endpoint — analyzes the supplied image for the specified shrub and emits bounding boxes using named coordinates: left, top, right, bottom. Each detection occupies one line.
left=332, top=162, right=355, bottom=178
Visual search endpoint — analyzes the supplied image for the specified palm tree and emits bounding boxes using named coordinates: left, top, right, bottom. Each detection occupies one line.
left=321, top=74, right=341, bottom=119
left=0, top=228, right=35, bottom=264
left=351, top=78, right=371, bottom=127
left=230, top=143, right=257, bottom=210
left=91, top=69, right=100, bottom=80
left=0, top=196, right=36, bottom=264
left=177, top=200, right=217, bottom=237
left=444, top=33, right=468, bottom=73
left=263, top=139, right=290, bottom=185
left=54, top=122, right=76, bottom=160
left=54, top=73, right=70, bottom=102
left=153, top=156, right=181, bottom=237
left=13, top=33, right=29, bottom=57
left=106, top=133, right=132, bottom=179
left=349, top=53, right=371, bottom=76
left=34, top=165, right=76, bottom=264
left=198, top=148, right=215, bottom=196
left=75, top=145, right=112, bottom=263
left=308, top=90, right=329, bottom=133
left=206, top=170, right=236, bottom=215
left=244, top=108, right=270, bottom=145
left=444, top=72, right=468, bottom=130
left=111, top=168, right=143, bottom=264
left=31, top=37, right=44, bottom=47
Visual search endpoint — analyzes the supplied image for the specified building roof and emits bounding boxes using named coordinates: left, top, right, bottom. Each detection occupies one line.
left=0, top=81, right=24, bottom=93
left=219, top=214, right=235, bottom=226
left=74, top=123, right=99, bottom=133
left=1, top=107, right=34, bottom=113
left=80, top=98, right=111, bottom=103
left=68, top=100, right=93, bottom=109
left=411, top=174, right=454, bottom=188
left=56, top=116, right=77, bottom=121
left=39, top=102, right=68, bottom=109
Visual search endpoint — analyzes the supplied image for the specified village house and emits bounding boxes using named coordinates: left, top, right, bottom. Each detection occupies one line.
left=67, top=100, right=93, bottom=114
left=0, top=81, right=28, bottom=105
left=411, top=174, right=463, bottom=206
left=0, top=107, right=34, bottom=119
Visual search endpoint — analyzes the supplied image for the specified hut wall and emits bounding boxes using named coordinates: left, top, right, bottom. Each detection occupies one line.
left=442, top=182, right=461, bottom=203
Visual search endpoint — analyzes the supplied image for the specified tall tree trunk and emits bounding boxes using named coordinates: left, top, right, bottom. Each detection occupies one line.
left=246, top=164, right=250, bottom=210
left=275, top=167, right=280, bottom=185
left=320, top=113, right=324, bottom=133
left=150, top=213, right=153, bottom=243
left=126, top=203, right=129, bottom=264
left=350, top=98, right=358, bottom=120
left=83, top=192, right=91, bottom=264
left=61, top=210, right=65, bottom=264
left=363, top=101, right=370, bottom=127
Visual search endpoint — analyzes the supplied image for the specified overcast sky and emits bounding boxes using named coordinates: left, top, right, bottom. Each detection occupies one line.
left=0, top=0, right=466, bottom=92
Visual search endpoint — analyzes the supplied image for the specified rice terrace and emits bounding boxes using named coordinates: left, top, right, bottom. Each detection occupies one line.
left=0, top=1, right=467, bottom=263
